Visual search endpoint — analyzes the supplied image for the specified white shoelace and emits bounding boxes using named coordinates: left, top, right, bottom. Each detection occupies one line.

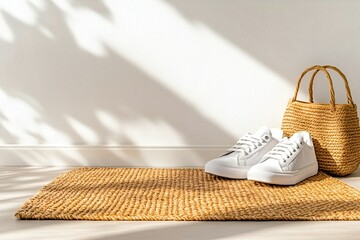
left=228, top=134, right=268, bottom=156
left=263, top=138, right=302, bottom=162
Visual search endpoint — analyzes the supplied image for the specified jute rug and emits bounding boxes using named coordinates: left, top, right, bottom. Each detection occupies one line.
left=15, top=168, right=360, bottom=221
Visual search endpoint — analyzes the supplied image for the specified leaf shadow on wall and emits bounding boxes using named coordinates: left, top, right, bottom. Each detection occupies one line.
left=0, top=0, right=236, bottom=165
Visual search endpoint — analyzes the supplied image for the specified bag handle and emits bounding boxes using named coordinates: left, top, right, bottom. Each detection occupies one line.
left=291, top=65, right=337, bottom=110
left=308, top=65, right=355, bottom=107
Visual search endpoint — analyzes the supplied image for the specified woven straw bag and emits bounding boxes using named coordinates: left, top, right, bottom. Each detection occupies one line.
left=282, top=65, right=360, bottom=176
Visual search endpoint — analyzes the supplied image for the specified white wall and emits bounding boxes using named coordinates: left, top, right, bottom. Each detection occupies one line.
left=0, top=0, right=359, bottom=166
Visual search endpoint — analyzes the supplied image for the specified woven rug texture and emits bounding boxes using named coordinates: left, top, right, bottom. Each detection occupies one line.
left=15, top=168, right=360, bottom=221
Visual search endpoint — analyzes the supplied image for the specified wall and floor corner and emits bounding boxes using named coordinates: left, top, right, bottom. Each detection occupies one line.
left=0, top=0, right=360, bottom=167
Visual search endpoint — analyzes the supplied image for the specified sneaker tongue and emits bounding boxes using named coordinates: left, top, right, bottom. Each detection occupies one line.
left=253, top=126, right=271, bottom=138
left=290, top=132, right=303, bottom=141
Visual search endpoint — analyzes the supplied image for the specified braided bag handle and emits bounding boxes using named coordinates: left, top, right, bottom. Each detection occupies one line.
left=308, top=65, right=355, bottom=107
left=291, top=65, right=337, bottom=110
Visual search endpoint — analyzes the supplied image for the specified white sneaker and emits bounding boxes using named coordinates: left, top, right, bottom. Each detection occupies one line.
left=204, top=126, right=283, bottom=179
left=247, top=131, right=318, bottom=185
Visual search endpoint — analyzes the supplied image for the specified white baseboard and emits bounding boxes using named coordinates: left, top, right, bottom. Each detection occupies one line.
left=0, top=145, right=227, bottom=167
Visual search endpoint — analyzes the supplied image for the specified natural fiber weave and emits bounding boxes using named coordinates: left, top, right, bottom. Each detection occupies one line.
left=282, top=65, right=360, bottom=176
left=15, top=168, right=360, bottom=221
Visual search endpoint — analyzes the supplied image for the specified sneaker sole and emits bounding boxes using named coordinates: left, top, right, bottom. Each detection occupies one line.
left=204, top=164, right=251, bottom=179
left=247, top=163, right=318, bottom=185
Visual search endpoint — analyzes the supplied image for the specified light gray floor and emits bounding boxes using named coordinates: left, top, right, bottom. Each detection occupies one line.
left=1, top=166, right=360, bottom=240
